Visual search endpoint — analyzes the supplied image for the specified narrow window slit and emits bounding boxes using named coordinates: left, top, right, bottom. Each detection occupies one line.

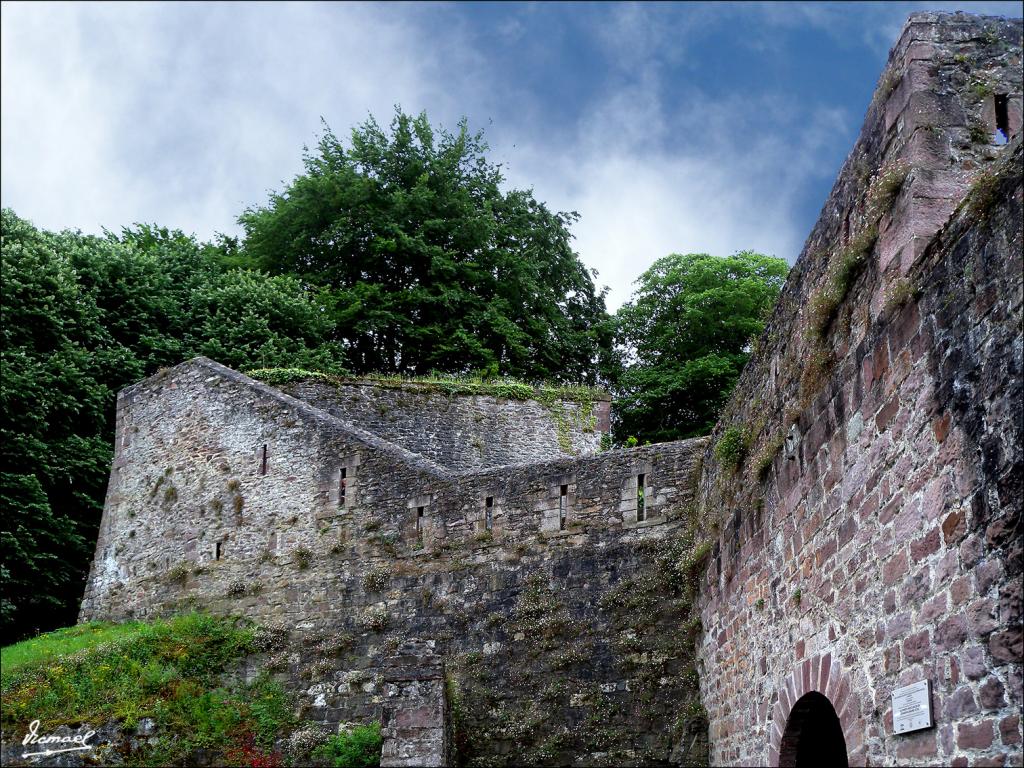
left=416, top=506, right=425, bottom=541
left=215, top=542, right=222, bottom=561
left=637, top=473, right=646, bottom=522
left=559, top=485, right=568, bottom=530
left=339, top=467, right=347, bottom=507
left=485, top=496, right=494, bottom=531
left=259, top=444, right=268, bottom=475
left=994, top=94, right=1010, bottom=144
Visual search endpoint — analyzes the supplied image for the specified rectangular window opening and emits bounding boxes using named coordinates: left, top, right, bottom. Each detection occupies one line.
left=559, top=484, right=568, bottom=530
left=994, top=94, right=1010, bottom=144
left=637, top=473, right=646, bottom=522
left=485, top=496, right=494, bottom=531
left=215, top=541, right=222, bottom=561
left=259, top=444, right=268, bottom=476
left=416, top=506, right=425, bottom=540
left=339, top=467, right=347, bottom=507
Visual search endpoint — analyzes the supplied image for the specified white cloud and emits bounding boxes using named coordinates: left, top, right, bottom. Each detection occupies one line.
left=1, top=2, right=477, bottom=237
left=6, top=1, right=1016, bottom=317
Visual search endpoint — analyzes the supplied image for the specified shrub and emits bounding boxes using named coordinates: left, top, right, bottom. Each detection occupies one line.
left=286, top=724, right=331, bottom=760
left=310, top=723, right=382, bottom=768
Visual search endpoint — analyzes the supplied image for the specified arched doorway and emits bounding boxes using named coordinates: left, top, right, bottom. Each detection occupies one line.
left=778, top=691, right=848, bottom=768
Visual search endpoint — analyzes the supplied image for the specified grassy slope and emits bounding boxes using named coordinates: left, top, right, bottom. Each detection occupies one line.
left=1, top=614, right=293, bottom=766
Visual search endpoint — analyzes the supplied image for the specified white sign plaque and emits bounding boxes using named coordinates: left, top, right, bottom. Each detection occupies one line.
left=892, top=680, right=933, bottom=734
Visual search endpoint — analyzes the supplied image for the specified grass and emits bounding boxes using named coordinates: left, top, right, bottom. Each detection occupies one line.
left=1, top=621, right=147, bottom=685
left=245, top=366, right=608, bottom=405
left=1, top=613, right=297, bottom=766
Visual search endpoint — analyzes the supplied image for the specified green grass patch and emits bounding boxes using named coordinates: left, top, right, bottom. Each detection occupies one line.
left=1, top=613, right=296, bottom=766
left=245, top=367, right=607, bottom=405
left=1, top=621, right=147, bottom=684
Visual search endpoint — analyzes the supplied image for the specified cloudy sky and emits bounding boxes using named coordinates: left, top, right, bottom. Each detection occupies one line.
left=2, top=1, right=1021, bottom=309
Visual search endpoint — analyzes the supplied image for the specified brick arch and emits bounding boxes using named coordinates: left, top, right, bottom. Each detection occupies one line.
left=768, top=653, right=866, bottom=767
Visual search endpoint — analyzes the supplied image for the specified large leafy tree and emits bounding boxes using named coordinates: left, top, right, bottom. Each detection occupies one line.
left=238, top=109, right=611, bottom=382
left=0, top=210, right=344, bottom=638
left=614, top=251, right=789, bottom=443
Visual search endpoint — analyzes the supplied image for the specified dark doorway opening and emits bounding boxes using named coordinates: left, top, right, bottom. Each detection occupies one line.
left=779, top=691, right=848, bottom=768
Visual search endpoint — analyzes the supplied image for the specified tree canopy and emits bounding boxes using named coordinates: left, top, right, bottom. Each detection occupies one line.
left=238, top=109, right=612, bottom=383
left=0, top=210, right=344, bottom=638
left=613, top=251, right=789, bottom=443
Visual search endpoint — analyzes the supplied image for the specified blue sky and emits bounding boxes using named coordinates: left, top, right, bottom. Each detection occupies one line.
left=2, top=1, right=1020, bottom=309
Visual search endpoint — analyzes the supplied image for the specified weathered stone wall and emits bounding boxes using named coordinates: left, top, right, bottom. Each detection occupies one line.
left=695, top=12, right=1022, bottom=768
left=80, top=357, right=709, bottom=766
left=277, top=379, right=610, bottom=471
left=381, top=640, right=450, bottom=768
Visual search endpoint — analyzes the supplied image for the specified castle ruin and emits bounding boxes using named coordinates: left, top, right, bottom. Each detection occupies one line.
left=78, top=12, right=1022, bottom=767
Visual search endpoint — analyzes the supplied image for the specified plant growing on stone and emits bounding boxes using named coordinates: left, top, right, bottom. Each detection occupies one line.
left=226, top=580, right=248, bottom=598
left=252, top=625, right=289, bottom=652
left=866, top=161, right=910, bottom=219
left=751, top=431, right=786, bottom=482
left=165, top=563, right=190, bottom=586
left=714, top=426, right=748, bottom=472
left=883, top=277, right=921, bottom=314
left=362, top=564, right=391, bottom=592
left=357, top=605, right=389, bottom=632
left=293, top=546, right=312, bottom=570
left=303, top=657, right=335, bottom=679
left=286, top=725, right=331, bottom=761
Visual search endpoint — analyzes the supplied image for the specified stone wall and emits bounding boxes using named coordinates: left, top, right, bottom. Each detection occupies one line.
left=694, top=12, right=1023, bottom=768
left=79, top=356, right=709, bottom=766
left=381, top=640, right=450, bottom=768
left=276, top=378, right=610, bottom=471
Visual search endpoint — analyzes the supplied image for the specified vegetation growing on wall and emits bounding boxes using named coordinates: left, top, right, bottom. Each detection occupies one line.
left=245, top=367, right=607, bottom=406
left=446, top=510, right=711, bottom=767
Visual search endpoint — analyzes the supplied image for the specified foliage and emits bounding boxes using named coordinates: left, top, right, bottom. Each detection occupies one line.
left=806, top=225, right=879, bottom=341
left=0, top=209, right=344, bottom=639
left=238, top=108, right=613, bottom=383
left=246, top=367, right=606, bottom=405
left=714, top=426, right=748, bottom=472
left=310, top=723, right=382, bottom=768
left=0, top=614, right=296, bottom=765
left=751, top=431, right=786, bottom=482
left=613, top=251, right=789, bottom=442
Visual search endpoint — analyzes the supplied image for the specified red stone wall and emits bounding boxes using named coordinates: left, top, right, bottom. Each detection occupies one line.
left=695, top=13, right=1022, bottom=767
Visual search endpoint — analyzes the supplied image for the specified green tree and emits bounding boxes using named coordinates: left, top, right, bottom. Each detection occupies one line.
left=238, top=108, right=611, bottom=382
left=613, top=251, right=789, bottom=443
left=0, top=210, right=344, bottom=638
